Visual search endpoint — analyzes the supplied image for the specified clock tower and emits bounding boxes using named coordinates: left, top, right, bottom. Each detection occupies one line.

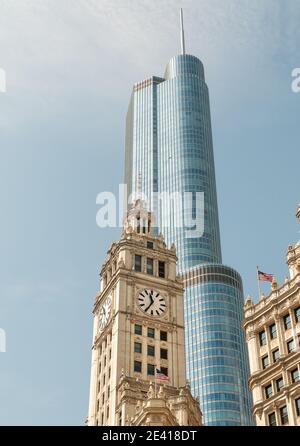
left=87, top=200, right=202, bottom=426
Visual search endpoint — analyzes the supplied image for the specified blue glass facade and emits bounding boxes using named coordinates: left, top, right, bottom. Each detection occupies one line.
left=124, top=54, right=253, bottom=425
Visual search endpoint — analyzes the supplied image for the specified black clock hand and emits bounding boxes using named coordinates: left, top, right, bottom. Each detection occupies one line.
left=144, top=291, right=154, bottom=312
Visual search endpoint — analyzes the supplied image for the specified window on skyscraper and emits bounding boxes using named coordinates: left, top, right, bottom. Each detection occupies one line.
left=160, top=331, right=167, bottom=341
left=158, top=261, right=165, bottom=278
left=283, top=314, right=292, bottom=330
left=268, top=412, right=277, bottom=426
left=272, top=349, right=280, bottom=363
left=146, top=258, right=154, bottom=275
left=269, top=323, right=277, bottom=340
left=287, top=339, right=295, bottom=353
left=295, top=398, right=300, bottom=417
left=147, top=364, right=155, bottom=376
left=160, top=348, right=168, bottom=360
left=291, top=368, right=299, bottom=383
left=262, top=355, right=269, bottom=369
left=134, top=361, right=142, bottom=373
left=147, top=327, right=155, bottom=338
left=134, top=342, right=142, bottom=354
left=276, top=377, right=284, bottom=392
left=259, top=330, right=267, bottom=346
left=134, top=255, right=142, bottom=272
left=279, top=406, right=288, bottom=425
left=147, top=345, right=155, bottom=357
left=265, top=384, right=273, bottom=399
left=134, top=324, right=142, bottom=335
left=294, top=307, right=300, bottom=323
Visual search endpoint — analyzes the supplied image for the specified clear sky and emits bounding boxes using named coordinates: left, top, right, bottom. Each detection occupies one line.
left=0, top=0, right=299, bottom=425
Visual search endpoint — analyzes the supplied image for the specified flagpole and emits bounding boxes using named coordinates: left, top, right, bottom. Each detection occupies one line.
left=256, top=266, right=262, bottom=300
left=154, top=368, right=157, bottom=398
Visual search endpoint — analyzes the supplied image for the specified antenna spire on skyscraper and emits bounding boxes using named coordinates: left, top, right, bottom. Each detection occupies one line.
left=180, top=8, right=186, bottom=55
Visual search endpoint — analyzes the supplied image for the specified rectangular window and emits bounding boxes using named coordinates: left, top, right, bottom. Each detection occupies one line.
left=276, top=377, right=284, bottom=392
left=272, top=349, right=280, bottom=363
left=280, top=406, right=288, bottom=425
left=160, top=330, right=168, bottom=341
left=158, top=261, right=165, bottom=278
left=147, top=241, right=154, bottom=249
left=268, top=412, right=276, bottom=426
left=146, top=258, right=154, bottom=275
left=134, top=255, right=142, bottom=272
left=147, top=327, right=155, bottom=338
left=269, top=323, right=277, bottom=340
left=161, top=367, right=168, bottom=377
left=147, top=345, right=155, bottom=357
left=134, top=324, right=142, bottom=336
left=262, top=355, right=269, bottom=369
left=283, top=314, right=292, bottom=330
left=265, top=384, right=273, bottom=399
left=147, top=364, right=155, bottom=376
left=134, top=342, right=142, bottom=354
left=295, top=398, right=300, bottom=417
left=134, top=361, right=142, bottom=373
left=160, top=348, right=168, bottom=360
left=291, top=368, right=299, bottom=383
left=259, top=330, right=267, bottom=346
left=287, top=339, right=295, bottom=353
left=295, top=307, right=300, bottom=323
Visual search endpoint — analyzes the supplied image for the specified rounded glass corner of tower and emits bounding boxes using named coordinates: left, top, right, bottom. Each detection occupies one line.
left=164, top=54, right=205, bottom=81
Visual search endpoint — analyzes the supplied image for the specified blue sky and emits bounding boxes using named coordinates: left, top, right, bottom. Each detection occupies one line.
left=0, top=0, right=299, bottom=425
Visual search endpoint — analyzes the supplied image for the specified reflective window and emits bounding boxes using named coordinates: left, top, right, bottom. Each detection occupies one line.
left=147, top=258, right=154, bottom=275
left=276, top=377, right=284, bottom=392
left=135, top=255, right=142, bottom=272
left=147, top=327, right=155, bottom=338
left=265, top=384, right=273, bottom=399
left=295, top=398, right=300, bottom=417
left=134, top=324, right=142, bottom=335
left=259, top=330, right=266, bottom=346
left=280, top=406, right=288, bottom=425
left=291, top=368, right=299, bottom=383
left=147, top=364, right=155, bottom=376
left=269, top=324, right=277, bottom=340
left=134, top=342, right=142, bottom=354
left=134, top=361, right=142, bottom=373
left=262, top=355, right=269, bottom=369
left=268, top=412, right=276, bottom=426
left=147, top=345, right=155, bottom=357
left=283, top=314, right=292, bottom=330
left=287, top=339, right=295, bottom=353
left=272, top=349, right=280, bottom=363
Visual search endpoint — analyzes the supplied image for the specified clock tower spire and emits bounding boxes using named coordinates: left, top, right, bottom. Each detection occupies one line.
left=87, top=201, right=202, bottom=426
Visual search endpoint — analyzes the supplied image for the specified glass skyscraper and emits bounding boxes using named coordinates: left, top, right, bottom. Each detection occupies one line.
left=124, top=12, right=253, bottom=425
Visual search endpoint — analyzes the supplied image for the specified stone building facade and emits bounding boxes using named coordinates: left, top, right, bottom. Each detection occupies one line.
left=244, top=204, right=300, bottom=426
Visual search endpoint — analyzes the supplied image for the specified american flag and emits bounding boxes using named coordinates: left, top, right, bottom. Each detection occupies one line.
left=156, top=368, right=169, bottom=381
left=258, top=270, right=274, bottom=282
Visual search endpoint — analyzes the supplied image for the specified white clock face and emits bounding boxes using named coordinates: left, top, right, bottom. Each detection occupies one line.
left=99, top=297, right=112, bottom=331
left=137, top=289, right=166, bottom=317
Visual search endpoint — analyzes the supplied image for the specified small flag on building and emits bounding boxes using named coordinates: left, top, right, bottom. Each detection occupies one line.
left=156, top=368, right=169, bottom=382
left=258, top=270, right=274, bottom=282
